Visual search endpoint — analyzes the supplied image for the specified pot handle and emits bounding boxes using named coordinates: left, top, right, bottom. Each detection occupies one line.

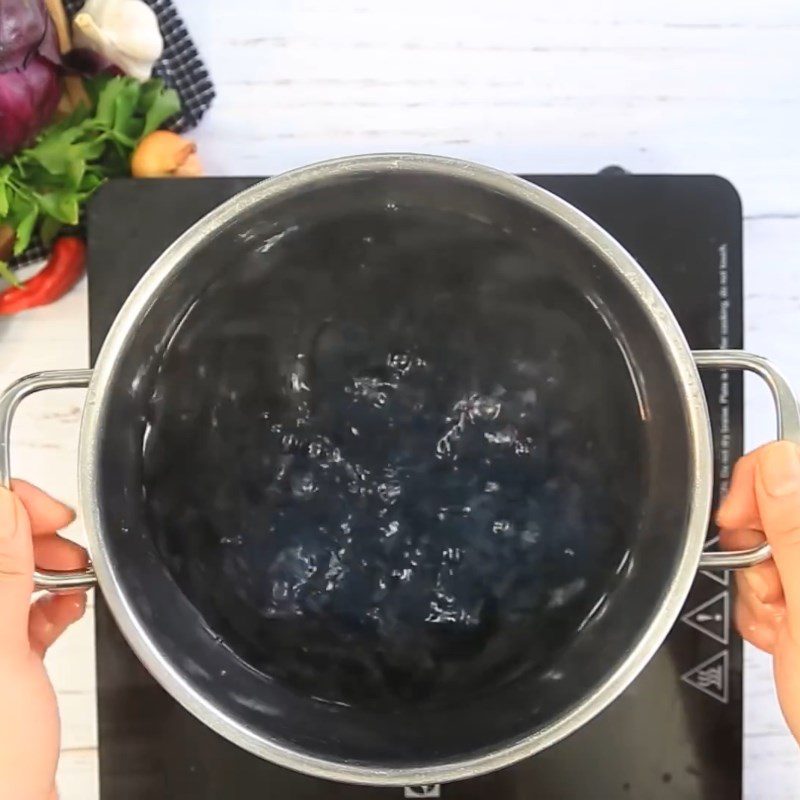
left=0, top=369, right=97, bottom=592
left=693, top=349, right=800, bottom=570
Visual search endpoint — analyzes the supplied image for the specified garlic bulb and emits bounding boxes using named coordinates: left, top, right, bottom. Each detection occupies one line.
left=72, top=0, right=163, bottom=82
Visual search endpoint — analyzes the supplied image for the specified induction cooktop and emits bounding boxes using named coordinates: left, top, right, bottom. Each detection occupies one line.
left=87, top=172, right=743, bottom=799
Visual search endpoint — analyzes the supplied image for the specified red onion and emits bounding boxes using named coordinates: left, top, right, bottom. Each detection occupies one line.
left=0, top=0, right=62, bottom=157
left=0, top=56, right=61, bottom=157
left=0, top=0, right=60, bottom=70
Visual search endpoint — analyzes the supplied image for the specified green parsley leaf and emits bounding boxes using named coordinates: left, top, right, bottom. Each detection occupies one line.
left=74, top=138, right=107, bottom=162
left=113, top=79, right=143, bottom=141
left=26, top=128, right=84, bottom=175
left=0, top=186, right=7, bottom=218
left=142, top=83, right=181, bottom=137
left=78, top=171, right=105, bottom=199
left=0, top=260, right=20, bottom=288
left=0, top=165, right=10, bottom=217
left=13, top=203, right=38, bottom=255
left=37, top=191, right=80, bottom=225
left=39, top=215, right=63, bottom=246
left=95, top=76, right=126, bottom=127
left=66, top=156, right=86, bottom=191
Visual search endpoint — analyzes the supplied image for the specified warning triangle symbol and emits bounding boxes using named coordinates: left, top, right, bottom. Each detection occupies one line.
left=681, top=650, right=729, bottom=703
left=700, top=569, right=730, bottom=586
left=700, top=536, right=730, bottom=584
left=681, top=591, right=729, bottom=645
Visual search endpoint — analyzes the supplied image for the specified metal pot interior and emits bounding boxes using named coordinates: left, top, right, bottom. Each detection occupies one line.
left=90, top=165, right=696, bottom=775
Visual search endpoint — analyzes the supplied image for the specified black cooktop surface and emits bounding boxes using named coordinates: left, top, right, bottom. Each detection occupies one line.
left=87, top=173, right=743, bottom=799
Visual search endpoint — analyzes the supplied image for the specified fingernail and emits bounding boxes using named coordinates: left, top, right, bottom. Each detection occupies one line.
left=0, top=487, right=16, bottom=540
left=760, top=442, right=800, bottom=497
left=744, top=570, right=769, bottom=602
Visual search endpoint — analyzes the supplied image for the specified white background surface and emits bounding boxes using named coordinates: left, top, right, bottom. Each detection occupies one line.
left=1, top=1, right=798, bottom=798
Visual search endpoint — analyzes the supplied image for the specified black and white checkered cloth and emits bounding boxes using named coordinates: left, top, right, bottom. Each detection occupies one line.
left=13, top=0, right=215, bottom=267
left=63, top=0, right=215, bottom=131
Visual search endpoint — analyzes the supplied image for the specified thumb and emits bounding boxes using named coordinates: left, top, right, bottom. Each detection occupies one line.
left=755, top=442, right=800, bottom=642
left=0, top=486, right=34, bottom=659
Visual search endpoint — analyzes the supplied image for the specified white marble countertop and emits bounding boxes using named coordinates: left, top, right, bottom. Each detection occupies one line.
left=2, top=1, right=798, bottom=797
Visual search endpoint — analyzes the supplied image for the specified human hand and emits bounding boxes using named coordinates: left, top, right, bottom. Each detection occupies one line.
left=718, top=441, right=800, bottom=743
left=0, top=481, right=89, bottom=800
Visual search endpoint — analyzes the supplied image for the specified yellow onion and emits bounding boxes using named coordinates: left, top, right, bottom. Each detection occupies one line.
left=131, top=131, right=202, bottom=178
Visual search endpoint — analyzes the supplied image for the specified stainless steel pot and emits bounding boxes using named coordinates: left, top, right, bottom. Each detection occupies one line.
left=1, top=155, right=798, bottom=786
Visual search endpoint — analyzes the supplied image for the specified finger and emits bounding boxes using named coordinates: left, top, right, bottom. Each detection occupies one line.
left=10, top=479, right=75, bottom=535
left=735, top=582, right=787, bottom=652
left=721, top=527, right=783, bottom=604
left=735, top=596, right=777, bottom=653
left=717, top=449, right=761, bottom=529
left=736, top=574, right=787, bottom=627
left=0, top=488, right=34, bottom=658
left=754, top=442, right=800, bottom=640
left=33, top=534, right=88, bottom=572
left=28, top=592, right=86, bottom=657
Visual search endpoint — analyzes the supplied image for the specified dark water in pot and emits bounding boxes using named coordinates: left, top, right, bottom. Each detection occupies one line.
left=141, top=206, right=645, bottom=709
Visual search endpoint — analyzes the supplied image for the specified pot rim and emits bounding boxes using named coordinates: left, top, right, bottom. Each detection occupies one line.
left=79, top=153, right=713, bottom=785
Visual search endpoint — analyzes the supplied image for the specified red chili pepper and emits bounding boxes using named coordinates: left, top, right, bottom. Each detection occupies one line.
left=0, top=237, right=86, bottom=315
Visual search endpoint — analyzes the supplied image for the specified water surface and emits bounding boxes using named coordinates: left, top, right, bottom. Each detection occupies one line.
left=142, top=207, right=644, bottom=708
